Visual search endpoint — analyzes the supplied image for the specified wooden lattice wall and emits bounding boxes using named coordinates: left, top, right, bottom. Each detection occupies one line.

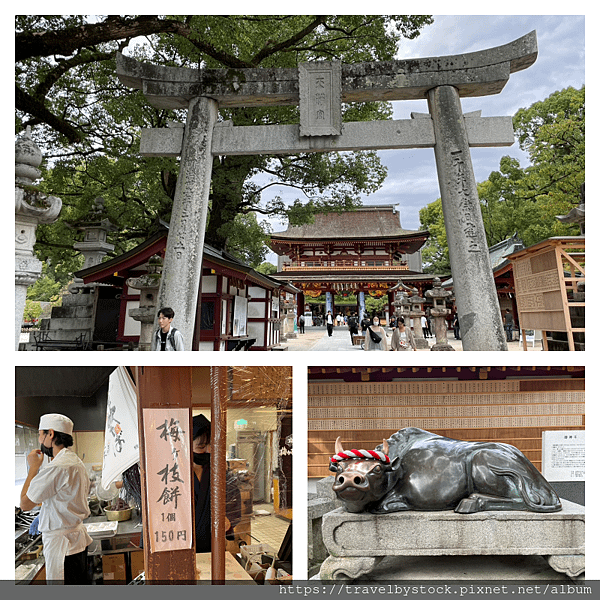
left=308, top=376, right=584, bottom=478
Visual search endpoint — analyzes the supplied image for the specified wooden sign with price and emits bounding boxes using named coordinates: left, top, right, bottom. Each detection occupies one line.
left=143, top=408, right=193, bottom=553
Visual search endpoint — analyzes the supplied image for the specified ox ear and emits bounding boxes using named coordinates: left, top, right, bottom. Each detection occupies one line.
left=385, top=456, right=401, bottom=473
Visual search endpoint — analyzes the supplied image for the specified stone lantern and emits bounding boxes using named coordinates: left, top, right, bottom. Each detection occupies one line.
left=127, top=255, right=163, bottom=351
left=390, top=281, right=429, bottom=349
left=15, top=127, right=62, bottom=349
left=279, top=293, right=297, bottom=341
left=73, top=197, right=117, bottom=270
left=425, top=277, right=455, bottom=351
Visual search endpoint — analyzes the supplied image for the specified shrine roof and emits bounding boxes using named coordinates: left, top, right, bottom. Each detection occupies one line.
left=75, top=228, right=298, bottom=293
left=270, top=205, right=427, bottom=242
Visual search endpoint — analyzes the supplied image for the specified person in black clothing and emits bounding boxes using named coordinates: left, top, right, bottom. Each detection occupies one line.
left=452, top=314, right=460, bottom=340
left=347, top=312, right=359, bottom=342
left=191, top=415, right=241, bottom=553
left=326, top=311, right=334, bottom=337
left=360, top=314, right=371, bottom=333
left=298, top=314, right=305, bottom=334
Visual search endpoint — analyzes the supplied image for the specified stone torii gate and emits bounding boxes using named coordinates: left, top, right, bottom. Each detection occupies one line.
left=116, top=31, right=538, bottom=351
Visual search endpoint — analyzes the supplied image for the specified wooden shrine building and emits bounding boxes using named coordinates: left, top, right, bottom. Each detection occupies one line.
left=75, top=228, right=297, bottom=351
left=269, top=205, right=434, bottom=321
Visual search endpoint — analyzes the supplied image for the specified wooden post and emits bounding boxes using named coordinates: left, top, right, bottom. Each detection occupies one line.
left=134, top=366, right=196, bottom=582
left=210, top=366, right=228, bottom=583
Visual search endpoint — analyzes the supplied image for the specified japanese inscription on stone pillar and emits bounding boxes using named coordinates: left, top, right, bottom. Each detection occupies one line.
left=299, top=61, right=342, bottom=136
left=143, top=408, right=193, bottom=552
left=451, top=149, right=481, bottom=253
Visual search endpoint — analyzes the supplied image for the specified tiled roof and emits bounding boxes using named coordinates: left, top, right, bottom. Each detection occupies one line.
left=270, top=205, right=424, bottom=240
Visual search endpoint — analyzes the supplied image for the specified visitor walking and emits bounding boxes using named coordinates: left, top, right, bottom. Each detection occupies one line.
left=421, top=315, right=429, bottom=338
left=298, top=313, right=305, bottom=334
left=504, top=309, right=515, bottom=341
left=391, top=317, right=416, bottom=351
left=326, top=311, right=334, bottom=337
left=452, top=314, right=460, bottom=340
left=151, top=307, right=185, bottom=350
left=360, top=314, right=371, bottom=333
left=363, top=316, right=389, bottom=351
left=347, top=312, right=359, bottom=342
left=426, top=314, right=432, bottom=338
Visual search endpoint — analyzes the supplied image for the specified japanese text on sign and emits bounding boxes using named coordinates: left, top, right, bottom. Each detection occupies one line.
left=143, top=408, right=193, bottom=552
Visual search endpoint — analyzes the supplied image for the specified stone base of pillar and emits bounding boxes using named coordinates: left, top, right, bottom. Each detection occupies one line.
left=431, top=342, right=455, bottom=351
left=415, top=338, right=429, bottom=349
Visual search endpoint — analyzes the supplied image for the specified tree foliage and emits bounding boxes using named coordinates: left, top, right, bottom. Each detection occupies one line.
left=419, top=86, right=584, bottom=274
left=16, top=15, right=433, bottom=282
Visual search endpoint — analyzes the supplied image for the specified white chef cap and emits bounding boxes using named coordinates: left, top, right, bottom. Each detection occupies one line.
left=39, top=413, right=74, bottom=435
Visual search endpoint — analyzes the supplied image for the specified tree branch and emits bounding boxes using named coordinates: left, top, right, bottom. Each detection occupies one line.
left=17, top=16, right=188, bottom=62
left=16, top=85, right=83, bottom=143
left=250, top=15, right=328, bottom=65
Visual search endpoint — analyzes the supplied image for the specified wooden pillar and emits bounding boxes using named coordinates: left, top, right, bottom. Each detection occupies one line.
left=134, top=366, right=196, bottom=582
left=210, top=366, right=228, bottom=583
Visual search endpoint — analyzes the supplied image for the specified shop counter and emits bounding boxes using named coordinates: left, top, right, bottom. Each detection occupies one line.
left=85, top=512, right=143, bottom=556
left=196, top=552, right=255, bottom=582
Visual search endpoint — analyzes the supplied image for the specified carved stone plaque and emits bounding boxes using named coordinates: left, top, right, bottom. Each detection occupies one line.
left=299, top=61, right=342, bottom=136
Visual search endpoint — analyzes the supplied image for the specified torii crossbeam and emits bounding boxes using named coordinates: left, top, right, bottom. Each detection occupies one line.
left=116, top=31, right=537, bottom=351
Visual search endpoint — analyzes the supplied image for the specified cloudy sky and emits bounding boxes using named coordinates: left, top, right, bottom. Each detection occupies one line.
left=261, top=14, right=585, bottom=241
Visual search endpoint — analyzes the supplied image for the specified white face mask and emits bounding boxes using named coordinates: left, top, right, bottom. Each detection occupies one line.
left=373, top=320, right=379, bottom=326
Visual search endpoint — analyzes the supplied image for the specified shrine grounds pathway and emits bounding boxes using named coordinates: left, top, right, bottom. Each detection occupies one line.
left=282, top=325, right=539, bottom=351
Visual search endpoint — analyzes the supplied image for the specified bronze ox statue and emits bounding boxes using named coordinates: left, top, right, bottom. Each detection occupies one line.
left=330, top=427, right=561, bottom=514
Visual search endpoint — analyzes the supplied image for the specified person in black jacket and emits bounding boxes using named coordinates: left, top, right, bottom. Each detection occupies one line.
left=347, top=312, right=359, bottom=342
left=191, top=415, right=241, bottom=553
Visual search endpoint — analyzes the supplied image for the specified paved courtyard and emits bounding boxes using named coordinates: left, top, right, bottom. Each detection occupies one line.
left=281, top=325, right=539, bottom=352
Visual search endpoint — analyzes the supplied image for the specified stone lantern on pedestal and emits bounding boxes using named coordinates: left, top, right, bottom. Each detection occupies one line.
left=127, top=255, right=163, bottom=351
left=425, top=277, right=455, bottom=351
left=279, top=293, right=297, bottom=341
left=15, top=127, right=62, bottom=349
left=66, top=197, right=117, bottom=297
left=73, top=197, right=117, bottom=270
left=391, top=281, right=429, bottom=349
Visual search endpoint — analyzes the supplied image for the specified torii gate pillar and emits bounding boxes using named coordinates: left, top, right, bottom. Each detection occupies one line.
left=428, top=85, right=507, bottom=350
left=157, top=97, right=218, bottom=350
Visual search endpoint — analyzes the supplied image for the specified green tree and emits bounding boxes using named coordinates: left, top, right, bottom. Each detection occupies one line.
left=479, top=86, right=584, bottom=246
left=16, top=15, right=433, bottom=277
left=255, top=262, right=278, bottom=276
left=364, top=295, right=388, bottom=316
left=23, top=300, right=43, bottom=323
left=418, top=198, right=450, bottom=274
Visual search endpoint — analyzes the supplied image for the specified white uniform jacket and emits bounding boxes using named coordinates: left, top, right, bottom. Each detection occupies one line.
left=26, top=448, right=92, bottom=580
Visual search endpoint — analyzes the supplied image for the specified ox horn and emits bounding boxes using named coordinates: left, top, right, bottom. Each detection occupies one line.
left=382, top=439, right=389, bottom=455
left=335, top=436, right=344, bottom=454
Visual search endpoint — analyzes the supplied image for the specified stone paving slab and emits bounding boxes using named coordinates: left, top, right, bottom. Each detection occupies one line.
left=283, top=326, right=537, bottom=352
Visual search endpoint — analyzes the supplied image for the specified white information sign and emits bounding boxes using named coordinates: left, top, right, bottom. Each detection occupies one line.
left=542, top=430, right=585, bottom=482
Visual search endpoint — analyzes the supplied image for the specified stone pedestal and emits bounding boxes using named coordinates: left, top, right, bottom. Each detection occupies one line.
left=127, top=255, right=163, bottom=351
left=37, top=291, right=95, bottom=345
left=425, top=278, right=455, bottom=351
left=320, top=500, right=584, bottom=581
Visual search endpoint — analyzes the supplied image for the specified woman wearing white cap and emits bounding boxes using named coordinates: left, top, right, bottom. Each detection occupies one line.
left=20, top=413, right=92, bottom=583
